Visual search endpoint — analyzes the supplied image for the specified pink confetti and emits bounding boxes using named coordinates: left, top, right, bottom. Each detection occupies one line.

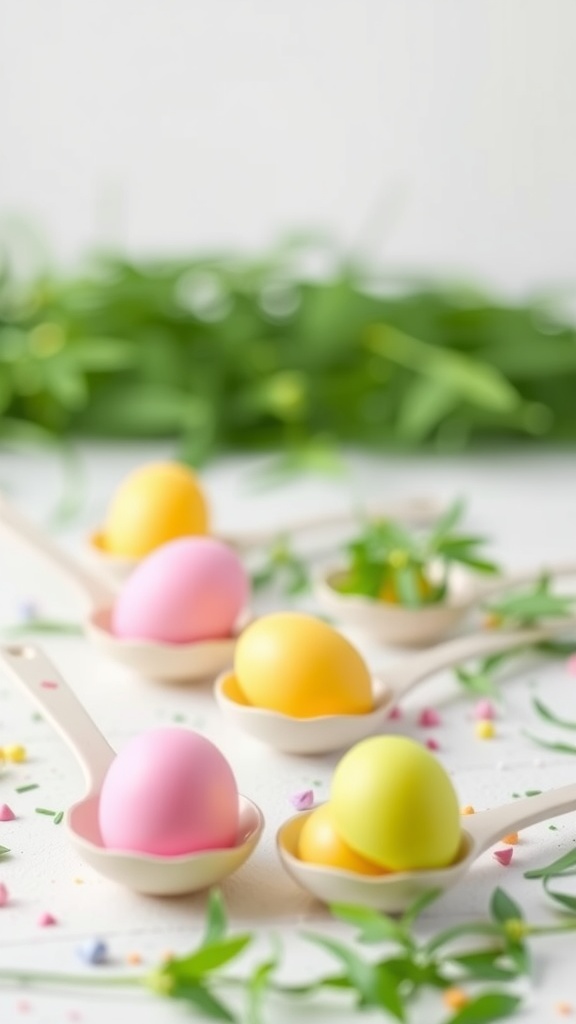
left=426, top=738, right=440, bottom=751
left=41, top=680, right=59, bottom=690
left=0, top=882, right=9, bottom=906
left=567, top=654, right=576, bottom=677
left=16, top=999, right=31, bottom=1013
left=474, top=699, right=496, bottom=720
left=290, top=789, right=315, bottom=811
left=0, top=804, right=15, bottom=822
left=38, top=911, right=57, bottom=927
left=387, top=706, right=402, bottom=720
left=493, top=847, right=514, bottom=866
left=418, top=708, right=442, bottom=728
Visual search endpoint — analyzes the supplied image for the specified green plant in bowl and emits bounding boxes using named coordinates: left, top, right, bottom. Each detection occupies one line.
left=333, top=500, right=499, bottom=608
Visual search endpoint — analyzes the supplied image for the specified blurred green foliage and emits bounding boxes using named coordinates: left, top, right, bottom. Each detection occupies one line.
left=1, top=232, right=575, bottom=464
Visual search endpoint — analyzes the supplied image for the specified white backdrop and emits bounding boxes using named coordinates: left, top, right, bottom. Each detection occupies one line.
left=1, top=0, right=575, bottom=292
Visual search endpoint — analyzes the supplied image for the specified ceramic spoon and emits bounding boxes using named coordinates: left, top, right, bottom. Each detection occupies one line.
left=89, top=496, right=445, bottom=581
left=215, top=615, right=576, bottom=754
left=0, top=644, right=263, bottom=895
left=0, top=495, right=244, bottom=682
left=278, top=782, right=576, bottom=913
left=314, top=560, right=576, bottom=647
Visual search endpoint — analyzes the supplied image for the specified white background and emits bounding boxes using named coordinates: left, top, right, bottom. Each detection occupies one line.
left=1, top=0, right=575, bottom=292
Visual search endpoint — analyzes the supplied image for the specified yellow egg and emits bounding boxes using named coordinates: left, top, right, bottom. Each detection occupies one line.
left=297, top=803, right=385, bottom=874
left=331, top=736, right=461, bottom=871
left=102, top=462, right=210, bottom=558
left=234, top=612, right=373, bottom=718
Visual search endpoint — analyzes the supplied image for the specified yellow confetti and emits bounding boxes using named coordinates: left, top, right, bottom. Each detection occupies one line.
left=475, top=719, right=495, bottom=740
left=443, top=988, right=470, bottom=1011
left=4, top=744, right=27, bottom=763
left=502, top=831, right=519, bottom=845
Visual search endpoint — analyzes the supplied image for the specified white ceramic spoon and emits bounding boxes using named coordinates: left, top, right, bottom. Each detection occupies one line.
left=87, top=496, right=444, bottom=582
left=215, top=615, right=576, bottom=754
left=0, top=495, right=245, bottom=683
left=0, top=644, right=264, bottom=895
left=278, top=782, right=576, bottom=913
left=314, top=560, right=576, bottom=647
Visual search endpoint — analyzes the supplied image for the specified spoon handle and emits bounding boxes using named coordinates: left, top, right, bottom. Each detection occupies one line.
left=219, top=496, right=444, bottom=551
left=0, top=644, right=115, bottom=794
left=469, top=561, right=576, bottom=605
left=465, top=781, right=576, bottom=855
left=387, top=618, right=576, bottom=700
left=0, top=494, right=113, bottom=609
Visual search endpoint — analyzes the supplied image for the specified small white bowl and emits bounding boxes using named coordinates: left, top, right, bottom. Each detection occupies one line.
left=214, top=673, right=393, bottom=755
left=276, top=808, right=470, bottom=913
left=313, top=567, right=472, bottom=647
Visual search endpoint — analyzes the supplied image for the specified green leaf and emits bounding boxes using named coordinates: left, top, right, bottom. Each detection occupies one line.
left=0, top=846, right=10, bottom=856
left=543, top=878, right=576, bottom=913
left=455, top=667, right=501, bottom=699
left=202, top=890, right=228, bottom=947
left=524, top=846, right=576, bottom=879
left=303, top=933, right=406, bottom=1021
left=169, top=981, right=236, bottom=1021
left=400, top=887, right=443, bottom=929
left=522, top=731, right=576, bottom=756
left=246, top=940, right=281, bottom=1024
left=426, top=498, right=466, bottom=552
left=169, top=935, right=252, bottom=980
left=532, top=696, right=576, bottom=730
left=425, top=922, right=502, bottom=956
left=449, top=950, right=519, bottom=982
left=443, top=992, right=521, bottom=1024
left=329, top=903, right=412, bottom=948
left=490, top=888, right=524, bottom=925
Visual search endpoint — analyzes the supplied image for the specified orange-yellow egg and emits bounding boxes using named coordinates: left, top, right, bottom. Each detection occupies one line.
left=297, top=804, right=385, bottom=874
left=233, top=612, right=373, bottom=718
left=102, top=462, right=210, bottom=558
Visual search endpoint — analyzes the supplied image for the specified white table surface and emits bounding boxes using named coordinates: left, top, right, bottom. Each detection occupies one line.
left=1, top=443, right=576, bottom=1023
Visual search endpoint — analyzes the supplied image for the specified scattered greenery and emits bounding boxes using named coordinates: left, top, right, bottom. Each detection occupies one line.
left=251, top=536, right=310, bottom=595
left=2, top=231, right=576, bottom=465
left=2, top=886, right=576, bottom=1022
left=330, top=500, right=498, bottom=606
left=455, top=576, right=576, bottom=699
left=525, top=846, right=576, bottom=915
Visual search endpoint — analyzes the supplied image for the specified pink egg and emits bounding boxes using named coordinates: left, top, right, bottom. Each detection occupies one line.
left=111, top=537, right=249, bottom=644
left=98, top=728, right=239, bottom=856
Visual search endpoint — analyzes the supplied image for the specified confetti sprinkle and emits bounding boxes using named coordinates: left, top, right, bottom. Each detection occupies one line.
left=525, top=789, right=542, bottom=797
left=35, top=808, right=56, bottom=817
left=474, top=698, right=496, bottom=720
left=40, top=680, right=59, bottom=690
left=53, top=811, right=64, bottom=825
left=126, top=952, right=143, bottom=965
left=425, top=738, right=440, bottom=751
left=38, top=912, right=57, bottom=927
left=501, top=832, right=519, bottom=845
left=493, top=847, right=514, bottom=866
left=475, top=719, right=495, bottom=740
left=567, top=654, right=576, bottom=677
left=15, top=784, right=38, bottom=794
left=290, top=789, right=315, bottom=811
left=4, top=745, right=27, bottom=763
left=418, top=708, right=441, bottom=728
left=18, top=599, right=39, bottom=623
left=550, top=824, right=559, bottom=830
left=555, top=1002, right=573, bottom=1016
left=387, top=706, right=402, bottom=720
left=460, top=805, right=475, bottom=816
left=442, top=988, right=470, bottom=1010
left=0, top=882, right=9, bottom=906
left=0, top=804, right=15, bottom=822
left=76, top=938, right=108, bottom=965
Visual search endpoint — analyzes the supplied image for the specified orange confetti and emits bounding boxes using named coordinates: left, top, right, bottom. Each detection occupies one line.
left=460, top=805, right=475, bottom=815
left=443, top=988, right=470, bottom=1011
left=502, top=832, right=519, bottom=845
left=126, top=952, right=142, bottom=965
left=555, top=1003, right=573, bottom=1017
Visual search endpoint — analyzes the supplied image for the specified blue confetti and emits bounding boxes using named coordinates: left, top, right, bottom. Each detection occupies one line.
left=76, top=938, right=108, bottom=965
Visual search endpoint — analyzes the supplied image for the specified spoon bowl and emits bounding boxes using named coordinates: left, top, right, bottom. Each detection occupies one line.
left=214, top=672, right=393, bottom=755
left=0, top=644, right=264, bottom=895
left=277, top=777, right=576, bottom=912
left=0, top=496, right=247, bottom=683
left=215, top=616, right=576, bottom=755
left=314, top=560, right=576, bottom=647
